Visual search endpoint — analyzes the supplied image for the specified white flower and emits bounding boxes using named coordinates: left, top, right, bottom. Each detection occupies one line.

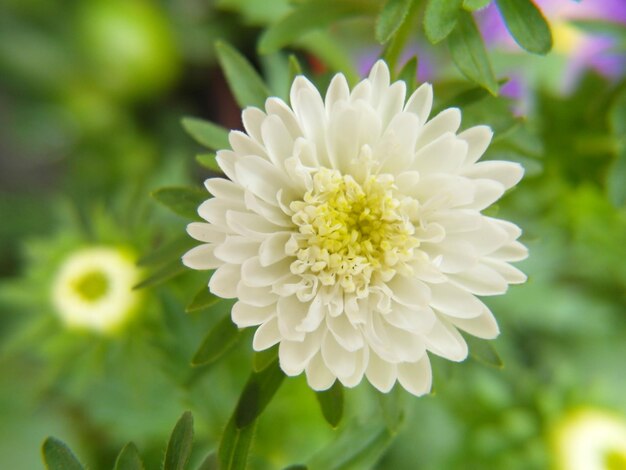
left=183, top=60, right=527, bottom=396
left=52, top=246, right=142, bottom=334
left=552, top=409, right=626, bottom=470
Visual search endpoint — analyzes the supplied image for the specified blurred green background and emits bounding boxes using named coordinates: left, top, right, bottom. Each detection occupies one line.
left=0, top=0, right=625, bottom=469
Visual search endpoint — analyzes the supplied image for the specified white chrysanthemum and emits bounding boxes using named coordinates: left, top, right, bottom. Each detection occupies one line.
left=183, top=61, right=527, bottom=396
left=52, top=246, right=142, bottom=334
left=553, top=409, right=626, bottom=470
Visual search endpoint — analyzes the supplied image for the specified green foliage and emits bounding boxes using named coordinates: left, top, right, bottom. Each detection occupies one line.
left=235, top=359, right=286, bottom=428
left=424, top=0, right=463, bottom=44
left=608, top=87, right=626, bottom=206
left=447, top=11, right=498, bottom=95
left=215, top=41, right=271, bottom=109
left=42, top=438, right=84, bottom=470
left=196, top=153, right=221, bottom=173
left=151, top=187, right=208, bottom=220
left=315, top=381, right=344, bottom=428
left=114, top=443, right=145, bottom=470
left=218, top=416, right=256, bottom=470
left=192, top=314, right=242, bottom=366
left=397, top=56, right=418, bottom=92
left=133, top=259, right=187, bottom=290
left=186, top=285, right=220, bottom=313
left=375, top=0, right=414, bottom=44
left=463, top=0, right=492, bottom=11
left=163, top=412, right=194, bottom=470
left=182, top=117, right=231, bottom=151
left=466, top=336, right=504, bottom=368
left=495, top=0, right=552, bottom=55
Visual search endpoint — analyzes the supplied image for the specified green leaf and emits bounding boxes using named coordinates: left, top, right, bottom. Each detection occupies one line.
left=288, top=54, right=303, bottom=82
left=196, top=153, right=221, bottom=172
left=463, top=0, right=491, bottom=11
left=375, top=0, right=413, bottom=44
left=151, top=186, right=207, bottom=219
left=197, top=452, right=218, bottom=470
left=252, top=344, right=278, bottom=372
left=42, top=437, right=84, bottom=470
left=447, top=11, right=498, bottom=95
left=114, top=443, right=144, bottom=470
left=163, top=412, right=194, bottom=470
left=297, top=32, right=359, bottom=85
left=235, top=359, right=285, bottom=428
left=258, top=0, right=376, bottom=54
left=186, top=285, right=220, bottom=313
left=218, top=416, right=256, bottom=470
left=283, top=466, right=308, bottom=470
left=192, top=314, right=241, bottom=367
left=495, top=0, right=552, bottom=54
left=382, top=0, right=420, bottom=73
left=315, top=381, right=344, bottom=428
left=133, top=259, right=187, bottom=290
left=608, top=88, right=626, bottom=206
left=424, top=0, right=463, bottom=44
left=378, top=385, right=408, bottom=433
left=215, top=41, right=271, bottom=109
left=397, top=56, right=418, bottom=93
left=466, top=336, right=504, bottom=368
left=569, top=19, right=626, bottom=38
left=181, top=117, right=230, bottom=151
left=137, top=236, right=196, bottom=268
left=307, top=420, right=394, bottom=470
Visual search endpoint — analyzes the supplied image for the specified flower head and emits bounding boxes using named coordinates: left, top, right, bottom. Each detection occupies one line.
left=183, top=61, right=527, bottom=396
left=552, top=409, right=626, bottom=470
left=52, top=246, right=142, bottom=334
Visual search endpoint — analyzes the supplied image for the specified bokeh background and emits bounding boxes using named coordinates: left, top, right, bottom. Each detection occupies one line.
left=0, top=0, right=625, bottom=468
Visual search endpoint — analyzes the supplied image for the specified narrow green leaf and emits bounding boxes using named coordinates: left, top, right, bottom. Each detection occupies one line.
left=463, top=0, right=491, bottom=11
left=186, top=285, right=220, bottom=313
left=114, top=443, right=144, bottom=470
left=215, top=41, right=270, bottom=109
left=163, top=412, right=194, bottom=470
left=218, top=416, right=256, bottom=470
left=569, top=19, right=626, bottom=38
left=288, top=54, right=303, bottom=82
left=196, top=153, right=221, bottom=172
left=283, top=466, right=308, bottom=470
left=137, top=236, right=195, bottom=267
left=192, top=315, right=241, bottom=367
left=235, top=359, right=285, bottom=428
left=434, top=78, right=508, bottom=114
left=133, top=259, right=187, bottom=290
left=42, top=437, right=84, bottom=470
left=378, top=385, right=408, bottom=433
left=424, top=0, right=463, bottom=44
left=447, top=11, right=498, bottom=95
left=181, top=117, right=230, bottom=151
left=397, top=56, right=418, bottom=93
left=297, top=32, right=359, bottom=85
left=375, top=0, right=413, bottom=44
left=197, top=452, right=218, bottom=470
left=495, top=0, right=552, bottom=54
left=382, top=0, right=420, bottom=73
left=307, top=420, right=394, bottom=470
left=466, top=336, right=504, bottom=368
left=252, top=344, right=278, bottom=372
left=259, top=0, right=376, bottom=54
left=608, top=88, right=626, bottom=206
left=315, top=381, right=344, bottom=428
left=151, top=186, right=207, bottom=219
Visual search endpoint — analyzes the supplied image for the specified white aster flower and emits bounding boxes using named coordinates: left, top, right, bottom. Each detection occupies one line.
left=52, top=246, right=142, bottom=334
left=552, top=409, right=626, bottom=470
left=183, top=60, right=527, bottom=396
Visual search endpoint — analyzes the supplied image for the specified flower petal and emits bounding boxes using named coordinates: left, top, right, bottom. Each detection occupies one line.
left=397, top=356, right=432, bottom=396
left=182, top=244, right=221, bottom=270
left=232, top=302, right=276, bottom=327
left=252, top=317, right=281, bottom=351
left=365, top=350, right=397, bottom=393
left=305, top=352, right=336, bottom=391
left=209, top=263, right=240, bottom=298
left=423, top=318, right=468, bottom=361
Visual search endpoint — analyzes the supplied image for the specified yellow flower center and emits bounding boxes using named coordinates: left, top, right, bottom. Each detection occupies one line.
left=289, top=168, right=419, bottom=295
left=73, top=270, right=109, bottom=302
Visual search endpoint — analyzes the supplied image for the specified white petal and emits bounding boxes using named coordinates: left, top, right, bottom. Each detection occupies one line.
left=209, top=263, right=240, bottom=298
left=226, top=211, right=284, bottom=240
left=386, top=325, right=426, bottom=362
left=241, top=257, right=292, bottom=287
left=262, top=114, right=295, bottom=168
left=376, top=112, right=421, bottom=173
left=187, top=222, right=227, bottom=243
left=232, top=302, right=276, bottom=327
left=449, top=264, right=509, bottom=296
left=404, top=83, right=433, bottom=125
left=483, top=258, right=527, bottom=284
left=213, top=236, right=259, bottom=264
left=321, top=331, right=357, bottom=379
left=384, top=303, right=436, bottom=335
left=327, top=314, right=364, bottom=352
left=340, top=347, right=369, bottom=388
left=204, top=177, right=243, bottom=201
left=305, top=352, right=336, bottom=391
left=368, top=60, right=391, bottom=94
left=423, top=239, right=478, bottom=273
left=377, top=81, right=406, bottom=128
left=297, top=293, right=326, bottom=332
left=241, top=106, right=266, bottom=143
left=365, top=350, right=397, bottom=393
left=252, top=318, right=281, bottom=350
left=429, top=210, right=481, bottom=234
left=429, top=282, right=485, bottom=319
left=235, top=155, right=294, bottom=204
left=449, top=307, right=500, bottom=339
left=397, top=356, right=432, bottom=396
left=277, top=295, right=307, bottom=341
left=182, top=244, right=221, bottom=270
left=459, top=125, right=493, bottom=165
left=490, top=241, right=528, bottom=262
left=388, top=275, right=431, bottom=309
left=265, top=97, right=302, bottom=139
left=415, top=108, right=461, bottom=149
left=243, top=190, right=292, bottom=227
left=259, top=232, right=291, bottom=267
left=236, top=283, right=278, bottom=307
left=199, top=198, right=242, bottom=227
left=325, top=73, right=350, bottom=113
left=465, top=179, right=505, bottom=211
left=462, top=160, right=524, bottom=190
left=229, top=130, right=267, bottom=159
left=423, top=318, right=468, bottom=361
left=279, top=330, right=322, bottom=376
left=413, top=132, right=467, bottom=174
left=215, top=150, right=238, bottom=182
